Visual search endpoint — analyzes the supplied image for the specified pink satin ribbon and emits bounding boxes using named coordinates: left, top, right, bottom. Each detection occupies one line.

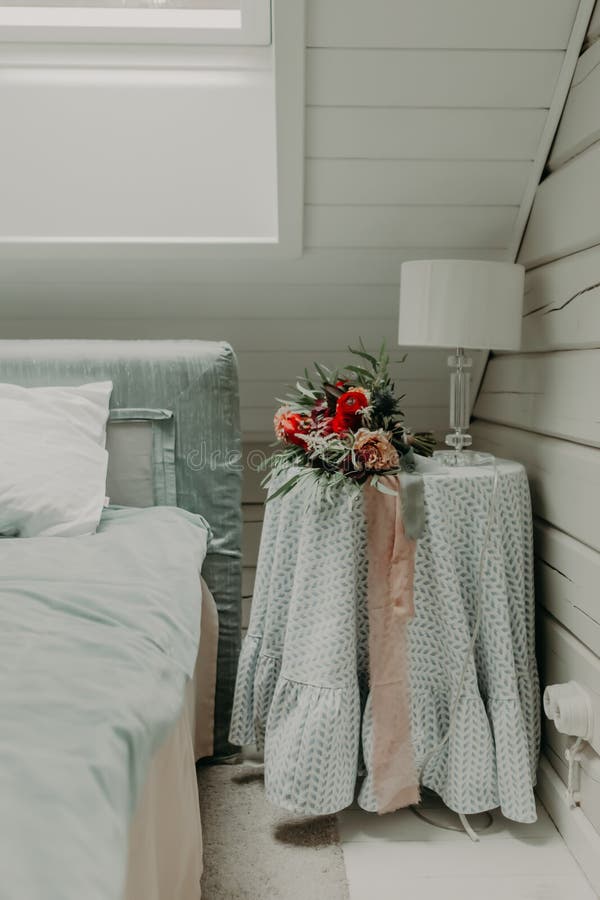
left=364, top=474, right=420, bottom=814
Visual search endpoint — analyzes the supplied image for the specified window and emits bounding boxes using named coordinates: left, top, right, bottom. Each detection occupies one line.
left=0, top=0, right=271, bottom=43
left=0, top=0, right=304, bottom=256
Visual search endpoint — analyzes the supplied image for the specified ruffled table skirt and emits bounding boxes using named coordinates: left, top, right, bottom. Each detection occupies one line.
left=230, top=460, right=540, bottom=823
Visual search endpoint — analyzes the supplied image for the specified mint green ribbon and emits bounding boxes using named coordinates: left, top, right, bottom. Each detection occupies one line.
left=399, top=473, right=425, bottom=541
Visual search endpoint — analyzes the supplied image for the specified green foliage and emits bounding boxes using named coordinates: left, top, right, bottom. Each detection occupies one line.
left=265, top=339, right=436, bottom=500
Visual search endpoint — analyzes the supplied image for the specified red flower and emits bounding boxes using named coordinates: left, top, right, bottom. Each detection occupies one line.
left=311, top=397, right=329, bottom=418
left=331, top=388, right=370, bottom=435
left=274, top=407, right=311, bottom=448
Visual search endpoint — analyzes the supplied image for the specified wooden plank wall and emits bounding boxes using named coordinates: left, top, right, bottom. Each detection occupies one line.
left=232, top=0, right=581, bottom=628
left=241, top=441, right=269, bottom=629
left=203, top=0, right=578, bottom=623
left=472, top=3, right=600, bottom=828
left=0, top=0, right=580, bottom=444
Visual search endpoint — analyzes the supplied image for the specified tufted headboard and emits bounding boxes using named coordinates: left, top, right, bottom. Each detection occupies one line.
left=0, top=339, right=242, bottom=756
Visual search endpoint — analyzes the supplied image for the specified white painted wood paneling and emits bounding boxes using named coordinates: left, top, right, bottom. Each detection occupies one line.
left=534, top=519, right=600, bottom=657
left=243, top=504, right=265, bottom=525
left=237, top=350, right=460, bottom=382
left=549, top=40, right=600, bottom=171
left=242, top=447, right=266, bottom=610
left=537, top=757, right=600, bottom=900
left=306, top=0, right=579, bottom=50
left=0, top=283, right=401, bottom=319
left=586, top=1, right=600, bottom=45
left=0, top=0, right=585, bottom=447
left=306, top=108, right=547, bottom=162
left=470, top=421, right=600, bottom=553
left=0, top=316, right=400, bottom=349
left=306, top=49, right=563, bottom=108
left=306, top=205, right=516, bottom=250
left=522, top=289, right=600, bottom=352
left=242, top=567, right=256, bottom=597
left=474, top=350, right=600, bottom=446
left=305, top=160, right=531, bottom=207
left=475, top=9, right=600, bottom=869
left=240, top=378, right=448, bottom=410
left=519, top=141, right=600, bottom=268
left=504, top=0, right=596, bottom=263
left=522, top=244, right=600, bottom=352
left=307, top=0, right=578, bottom=50
left=242, top=440, right=270, bottom=503
left=242, top=519, right=262, bottom=567
left=0, top=247, right=507, bottom=287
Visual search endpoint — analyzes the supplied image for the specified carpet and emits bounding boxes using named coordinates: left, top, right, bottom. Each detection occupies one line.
left=197, top=762, right=350, bottom=900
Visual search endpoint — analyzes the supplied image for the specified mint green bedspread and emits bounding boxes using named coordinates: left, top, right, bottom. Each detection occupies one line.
left=0, top=506, right=210, bottom=900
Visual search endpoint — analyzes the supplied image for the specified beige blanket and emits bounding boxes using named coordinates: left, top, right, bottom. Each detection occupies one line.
left=125, top=579, right=219, bottom=900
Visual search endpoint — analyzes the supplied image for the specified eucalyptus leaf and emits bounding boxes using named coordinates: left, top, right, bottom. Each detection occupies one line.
left=314, top=362, right=333, bottom=384
left=345, top=364, right=373, bottom=380
left=303, top=368, right=317, bottom=392
left=296, top=381, right=318, bottom=399
left=348, top=345, right=378, bottom=369
left=266, top=474, right=304, bottom=503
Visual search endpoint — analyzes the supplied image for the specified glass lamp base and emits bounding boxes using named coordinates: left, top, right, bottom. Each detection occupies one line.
left=433, top=449, right=496, bottom=468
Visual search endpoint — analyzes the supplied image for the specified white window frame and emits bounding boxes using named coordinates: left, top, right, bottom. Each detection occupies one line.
left=0, top=0, right=271, bottom=44
left=0, top=0, right=304, bottom=258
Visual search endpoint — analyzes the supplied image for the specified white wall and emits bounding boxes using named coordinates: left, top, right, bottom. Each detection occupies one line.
left=472, top=4, right=600, bottom=883
left=0, top=0, right=582, bottom=442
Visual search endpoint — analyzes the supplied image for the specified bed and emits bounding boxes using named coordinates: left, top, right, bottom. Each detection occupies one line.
left=0, top=340, right=242, bottom=900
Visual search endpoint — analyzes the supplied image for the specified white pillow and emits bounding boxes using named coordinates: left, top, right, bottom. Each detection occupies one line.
left=0, top=381, right=113, bottom=537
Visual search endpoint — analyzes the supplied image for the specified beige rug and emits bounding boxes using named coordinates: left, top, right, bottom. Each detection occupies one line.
left=197, top=763, right=350, bottom=900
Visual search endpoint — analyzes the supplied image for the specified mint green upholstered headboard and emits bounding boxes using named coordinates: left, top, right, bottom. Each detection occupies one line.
left=0, top=339, right=242, bottom=756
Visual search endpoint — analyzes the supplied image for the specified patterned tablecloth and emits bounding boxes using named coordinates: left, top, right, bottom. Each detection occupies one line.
left=230, top=459, right=540, bottom=822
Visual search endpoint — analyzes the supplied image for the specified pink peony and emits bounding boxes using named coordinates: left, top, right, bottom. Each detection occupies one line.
left=353, top=428, right=400, bottom=471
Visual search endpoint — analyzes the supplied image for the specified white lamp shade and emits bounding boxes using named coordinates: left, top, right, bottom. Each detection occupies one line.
left=399, top=259, right=524, bottom=350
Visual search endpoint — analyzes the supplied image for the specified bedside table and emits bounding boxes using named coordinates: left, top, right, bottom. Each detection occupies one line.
left=230, top=459, right=539, bottom=824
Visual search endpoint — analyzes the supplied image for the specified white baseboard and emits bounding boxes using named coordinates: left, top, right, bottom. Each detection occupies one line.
left=537, top=754, right=600, bottom=895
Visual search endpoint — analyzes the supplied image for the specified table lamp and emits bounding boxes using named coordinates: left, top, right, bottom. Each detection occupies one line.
left=399, top=259, right=524, bottom=466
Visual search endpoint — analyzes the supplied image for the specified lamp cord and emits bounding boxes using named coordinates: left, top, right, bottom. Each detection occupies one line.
left=410, top=804, right=494, bottom=837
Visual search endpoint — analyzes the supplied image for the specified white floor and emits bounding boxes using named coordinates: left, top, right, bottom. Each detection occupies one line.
left=339, top=795, right=598, bottom=900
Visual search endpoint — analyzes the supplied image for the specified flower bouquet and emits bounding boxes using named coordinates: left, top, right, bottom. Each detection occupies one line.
left=265, top=342, right=436, bottom=500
